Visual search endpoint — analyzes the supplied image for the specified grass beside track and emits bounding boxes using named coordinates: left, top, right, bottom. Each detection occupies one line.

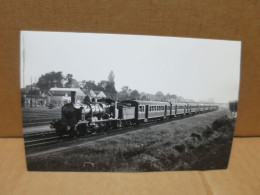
left=26, top=109, right=235, bottom=172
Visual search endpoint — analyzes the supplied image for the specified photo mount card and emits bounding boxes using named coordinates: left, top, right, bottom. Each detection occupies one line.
left=20, top=31, right=241, bottom=172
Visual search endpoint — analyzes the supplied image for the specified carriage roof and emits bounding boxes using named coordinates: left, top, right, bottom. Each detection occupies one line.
left=120, top=100, right=171, bottom=106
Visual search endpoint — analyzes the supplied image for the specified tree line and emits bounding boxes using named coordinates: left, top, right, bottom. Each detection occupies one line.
left=35, top=71, right=117, bottom=99
left=34, top=71, right=192, bottom=102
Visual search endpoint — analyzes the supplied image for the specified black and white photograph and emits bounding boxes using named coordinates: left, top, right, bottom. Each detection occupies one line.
left=20, top=31, right=241, bottom=172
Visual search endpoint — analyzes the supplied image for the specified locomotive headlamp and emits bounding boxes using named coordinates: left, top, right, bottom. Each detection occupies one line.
left=66, top=126, right=71, bottom=131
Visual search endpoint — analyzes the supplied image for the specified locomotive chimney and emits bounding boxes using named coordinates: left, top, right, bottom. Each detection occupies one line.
left=71, top=91, right=76, bottom=104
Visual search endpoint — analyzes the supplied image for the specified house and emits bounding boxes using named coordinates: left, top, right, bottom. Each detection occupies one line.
left=21, top=85, right=49, bottom=107
left=82, top=89, right=107, bottom=102
left=49, top=88, right=85, bottom=106
left=93, top=91, right=107, bottom=99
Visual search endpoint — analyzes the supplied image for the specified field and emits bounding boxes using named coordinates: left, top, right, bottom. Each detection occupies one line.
left=26, top=109, right=235, bottom=172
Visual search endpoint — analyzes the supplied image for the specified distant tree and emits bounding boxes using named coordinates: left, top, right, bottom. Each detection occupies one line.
left=129, top=90, right=140, bottom=100
left=141, top=95, right=148, bottom=101
left=36, top=71, right=64, bottom=92
left=108, top=70, right=115, bottom=83
left=98, top=80, right=109, bottom=89
left=117, top=86, right=131, bottom=100
left=171, top=94, right=177, bottom=100
left=155, top=91, right=165, bottom=101
left=65, top=74, right=79, bottom=88
left=165, top=93, right=177, bottom=101
left=139, top=92, right=149, bottom=101
left=97, top=80, right=117, bottom=100
left=79, top=80, right=87, bottom=88
left=105, top=81, right=117, bottom=100
left=83, top=80, right=100, bottom=91
left=122, top=86, right=131, bottom=93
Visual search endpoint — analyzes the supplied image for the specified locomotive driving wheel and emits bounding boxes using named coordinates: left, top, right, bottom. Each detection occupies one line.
left=90, top=126, right=98, bottom=135
left=77, top=124, right=87, bottom=136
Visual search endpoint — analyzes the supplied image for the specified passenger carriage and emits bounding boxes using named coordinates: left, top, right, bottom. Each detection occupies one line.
left=120, top=100, right=171, bottom=122
left=188, top=103, right=199, bottom=114
left=175, top=103, right=187, bottom=116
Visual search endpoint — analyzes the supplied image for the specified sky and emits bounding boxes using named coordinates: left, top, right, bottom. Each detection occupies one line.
left=20, top=31, right=241, bottom=103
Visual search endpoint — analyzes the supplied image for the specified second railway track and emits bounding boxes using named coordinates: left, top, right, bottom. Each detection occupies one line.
left=24, top=111, right=215, bottom=149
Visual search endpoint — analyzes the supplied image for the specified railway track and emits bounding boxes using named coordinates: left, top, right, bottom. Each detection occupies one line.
left=24, top=136, right=61, bottom=148
left=23, top=121, right=52, bottom=127
left=24, top=130, right=56, bottom=139
left=22, top=109, right=61, bottom=127
left=24, top=110, right=216, bottom=149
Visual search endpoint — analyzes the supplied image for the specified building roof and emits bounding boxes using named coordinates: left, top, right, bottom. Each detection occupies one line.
left=93, top=91, right=106, bottom=97
left=49, top=88, right=85, bottom=97
left=83, top=89, right=107, bottom=98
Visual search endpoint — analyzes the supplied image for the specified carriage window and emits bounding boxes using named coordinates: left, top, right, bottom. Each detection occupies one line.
left=139, top=106, right=142, bottom=112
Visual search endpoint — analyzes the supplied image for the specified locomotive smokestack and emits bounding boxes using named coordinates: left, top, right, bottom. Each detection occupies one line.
left=71, top=91, right=76, bottom=104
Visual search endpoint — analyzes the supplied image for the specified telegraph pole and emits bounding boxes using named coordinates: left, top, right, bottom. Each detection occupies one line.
left=34, top=77, right=37, bottom=108
left=30, top=77, right=32, bottom=108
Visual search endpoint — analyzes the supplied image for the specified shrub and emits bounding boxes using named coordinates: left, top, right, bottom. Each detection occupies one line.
left=174, top=144, right=185, bottom=153
left=212, top=116, right=232, bottom=131
left=190, top=133, right=202, bottom=141
left=202, top=127, right=214, bottom=138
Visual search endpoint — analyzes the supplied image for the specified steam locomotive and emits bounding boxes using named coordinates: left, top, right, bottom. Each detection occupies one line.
left=51, top=92, right=218, bottom=137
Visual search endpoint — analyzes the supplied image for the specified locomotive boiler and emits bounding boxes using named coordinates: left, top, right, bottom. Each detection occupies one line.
left=51, top=91, right=117, bottom=136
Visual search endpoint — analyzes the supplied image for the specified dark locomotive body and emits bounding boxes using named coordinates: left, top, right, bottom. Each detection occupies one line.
left=51, top=92, right=219, bottom=137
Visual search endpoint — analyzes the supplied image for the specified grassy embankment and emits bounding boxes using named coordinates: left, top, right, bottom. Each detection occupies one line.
left=27, top=109, right=235, bottom=171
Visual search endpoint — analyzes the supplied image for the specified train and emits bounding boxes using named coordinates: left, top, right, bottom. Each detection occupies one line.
left=51, top=92, right=218, bottom=137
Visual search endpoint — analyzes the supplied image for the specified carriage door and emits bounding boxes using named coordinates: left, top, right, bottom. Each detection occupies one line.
left=145, top=105, right=149, bottom=119
left=165, top=105, right=167, bottom=116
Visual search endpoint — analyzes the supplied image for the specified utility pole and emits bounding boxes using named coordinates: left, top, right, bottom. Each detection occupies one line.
left=30, top=77, right=32, bottom=108
left=34, top=77, right=37, bottom=108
